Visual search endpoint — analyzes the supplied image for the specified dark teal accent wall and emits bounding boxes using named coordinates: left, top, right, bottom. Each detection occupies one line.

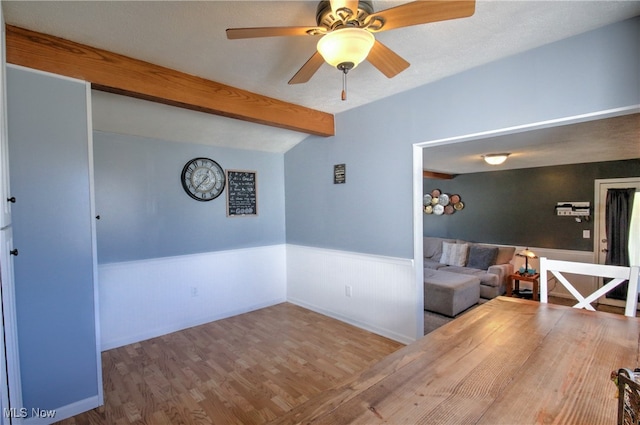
left=423, top=159, right=640, bottom=250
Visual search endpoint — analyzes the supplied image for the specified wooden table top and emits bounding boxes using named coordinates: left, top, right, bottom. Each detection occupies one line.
left=270, top=297, right=640, bottom=425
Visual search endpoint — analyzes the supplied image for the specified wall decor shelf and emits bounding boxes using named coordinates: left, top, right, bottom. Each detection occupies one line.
left=555, top=201, right=590, bottom=217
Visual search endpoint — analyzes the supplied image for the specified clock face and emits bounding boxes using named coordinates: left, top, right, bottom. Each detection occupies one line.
left=181, top=157, right=226, bottom=201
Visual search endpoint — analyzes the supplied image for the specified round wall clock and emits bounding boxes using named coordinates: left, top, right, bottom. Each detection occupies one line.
left=181, top=157, right=226, bottom=201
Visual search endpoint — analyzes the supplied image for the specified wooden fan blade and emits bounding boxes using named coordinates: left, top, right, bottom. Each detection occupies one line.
left=367, top=1, right=475, bottom=32
left=226, top=26, right=325, bottom=39
left=288, top=52, right=326, bottom=85
left=367, top=40, right=410, bottom=78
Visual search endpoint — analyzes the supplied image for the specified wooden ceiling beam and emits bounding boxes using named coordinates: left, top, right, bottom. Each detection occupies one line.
left=5, top=25, right=334, bottom=137
left=423, top=170, right=455, bottom=180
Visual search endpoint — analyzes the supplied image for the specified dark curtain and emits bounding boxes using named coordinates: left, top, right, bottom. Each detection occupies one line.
left=605, top=188, right=636, bottom=300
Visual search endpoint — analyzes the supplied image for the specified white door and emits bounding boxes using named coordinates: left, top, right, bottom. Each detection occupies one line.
left=595, top=177, right=640, bottom=308
left=0, top=5, right=23, bottom=423
left=0, top=228, right=22, bottom=425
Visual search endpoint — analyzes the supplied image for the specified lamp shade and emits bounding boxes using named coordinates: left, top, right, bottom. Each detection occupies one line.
left=516, top=248, right=537, bottom=274
left=517, top=248, right=538, bottom=259
left=317, top=28, right=375, bottom=69
left=482, top=153, right=510, bottom=165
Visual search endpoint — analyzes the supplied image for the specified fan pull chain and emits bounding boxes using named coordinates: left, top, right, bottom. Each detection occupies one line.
left=341, top=69, right=347, bottom=101
left=337, top=63, right=353, bottom=101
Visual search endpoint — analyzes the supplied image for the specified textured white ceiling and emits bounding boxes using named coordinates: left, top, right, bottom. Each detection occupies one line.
left=422, top=111, right=640, bottom=174
left=3, top=0, right=640, bottom=159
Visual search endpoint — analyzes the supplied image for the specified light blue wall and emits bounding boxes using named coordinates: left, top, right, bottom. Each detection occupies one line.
left=94, top=131, right=286, bottom=263
left=285, top=17, right=640, bottom=259
left=7, top=67, right=99, bottom=413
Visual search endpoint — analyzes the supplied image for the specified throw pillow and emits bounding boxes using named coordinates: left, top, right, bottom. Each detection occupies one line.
left=467, top=245, right=499, bottom=270
left=440, top=242, right=469, bottom=266
left=476, top=244, right=515, bottom=265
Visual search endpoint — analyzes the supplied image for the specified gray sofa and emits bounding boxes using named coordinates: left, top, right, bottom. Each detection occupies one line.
left=423, top=237, right=515, bottom=300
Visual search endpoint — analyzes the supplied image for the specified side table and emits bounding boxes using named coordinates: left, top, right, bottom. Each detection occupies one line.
left=507, top=272, right=541, bottom=301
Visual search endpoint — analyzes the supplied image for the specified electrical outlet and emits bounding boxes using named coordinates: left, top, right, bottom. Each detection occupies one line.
left=190, top=287, right=198, bottom=297
left=345, top=285, right=352, bottom=298
left=583, top=230, right=590, bottom=239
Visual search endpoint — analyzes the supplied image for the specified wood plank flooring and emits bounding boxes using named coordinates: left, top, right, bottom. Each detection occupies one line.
left=55, top=303, right=402, bottom=425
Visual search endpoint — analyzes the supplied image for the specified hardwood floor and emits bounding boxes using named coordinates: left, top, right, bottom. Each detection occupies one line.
left=55, top=303, right=403, bottom=425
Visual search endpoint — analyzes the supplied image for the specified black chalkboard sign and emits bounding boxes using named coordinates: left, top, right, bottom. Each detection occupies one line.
left=226, top=170, right=258, bottom=217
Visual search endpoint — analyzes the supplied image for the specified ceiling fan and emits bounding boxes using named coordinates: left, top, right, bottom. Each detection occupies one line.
left=227, top=0, right=476, bottom=100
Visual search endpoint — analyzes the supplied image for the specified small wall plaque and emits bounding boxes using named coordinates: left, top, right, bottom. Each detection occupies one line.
left=334, top=164, right=346, bottom=184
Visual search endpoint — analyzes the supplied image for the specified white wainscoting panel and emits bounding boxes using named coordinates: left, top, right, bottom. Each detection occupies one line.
left=99, top=245, right=287, bottom=350
left=511, top=246, right=597, bottom=299
left=286, top=244, right=417, bottom=344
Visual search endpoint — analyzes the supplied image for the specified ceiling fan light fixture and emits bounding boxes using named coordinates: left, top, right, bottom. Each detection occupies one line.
left=482, top=153, right=510, bottom=165
left=316, top=27, right=375, bottom=70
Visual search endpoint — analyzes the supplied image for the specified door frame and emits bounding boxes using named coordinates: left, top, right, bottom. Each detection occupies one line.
left=594, top=177, right=640, bottom=308
left=413, top=106, right=639, bottom=334
left=1, top=4, right=24, bottom=423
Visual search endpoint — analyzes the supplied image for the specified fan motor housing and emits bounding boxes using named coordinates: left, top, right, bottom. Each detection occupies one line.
left=316, top=0, right=375, bottom=29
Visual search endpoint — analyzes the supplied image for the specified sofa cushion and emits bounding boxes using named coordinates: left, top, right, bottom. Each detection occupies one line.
left=467, top=245, right=499, bottom=270
left=424, top=258, right=448, bottom=270
left=480, top=283, right=502, bottom=299
left=424, top=269, right=480, bottom=317
left=440, top=242, right=469, bottom=266
left=473, top=271, right=500, bottom=288
left=440, top=266, right=501, bottom=288
left=440, top=266, right=482, bottom=276
left=423, top=237, right=455, bottom=261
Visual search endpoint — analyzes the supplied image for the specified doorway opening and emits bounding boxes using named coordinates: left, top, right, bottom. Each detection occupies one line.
left=412, top=107, right=640, bottom=338
left=595, top=178, right=640, bottom=308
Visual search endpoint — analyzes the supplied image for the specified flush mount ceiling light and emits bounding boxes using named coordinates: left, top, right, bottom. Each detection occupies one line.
left=482, top=153, right=511, bottom=165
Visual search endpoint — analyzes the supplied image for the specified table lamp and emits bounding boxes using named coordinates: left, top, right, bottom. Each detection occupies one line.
left=517, top=248, right=538, bottom=275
